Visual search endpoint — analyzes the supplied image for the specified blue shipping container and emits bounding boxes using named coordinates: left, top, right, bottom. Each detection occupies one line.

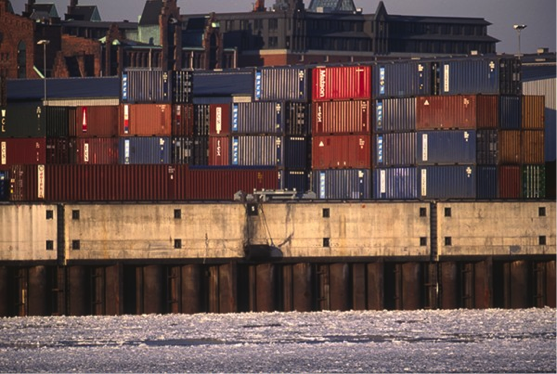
left=419, top=165, right=476, bottom=199
left=0, top=171, right=8, bottom=200
left=279, top=170, right=310, bottom=194
left=118, top=137, right=171, bottom=164
left=284, top=136, right=308, bottom=169
left=7, top=77, right=120, bottom=102
left=374, top=98, right=416, bottom=133
left=255, top=67, right=309, bottom=102
left=476, top=130, right=498, bottom=165
left=121, top=70, right=172, bottom=103
left=375, top=133, right=416, bottom=167
left=373, top=167, right=418, bottom=200
left=439, top=58, right=499, bottom=95
left=313, top=169, right=371, bottom=200
left=232, top=102, right=284, bottom=134
left=192, top=69, right=255, bottom=97
left=500, top=95, right=521, bottom=129
left=373, top=61, right=431, bottom=98
left=477, top=165, right=498, bottom=199
left=417, top=130, right=476, bottom=165
left=232, top=136, right=282, bottom=166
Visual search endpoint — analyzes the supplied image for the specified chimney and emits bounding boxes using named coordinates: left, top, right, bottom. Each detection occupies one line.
left=23, top=0, right=36, bottom=17
left=253, top=0, right=265, bottom=12
left=67, top=0, right=77, bottom=16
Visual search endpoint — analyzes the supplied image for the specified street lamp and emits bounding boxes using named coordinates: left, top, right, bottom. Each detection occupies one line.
left=37, top=39, right=50, bottom=102
left=513, top=24, right=527, bottom=58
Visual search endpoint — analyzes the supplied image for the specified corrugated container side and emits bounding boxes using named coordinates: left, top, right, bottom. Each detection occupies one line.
left=523, top=78, right=556, bottom=162
left=232, top=102, right=284, bottom=134
left=312, top=100, right=371, bottom=135
left=121, top=70, right=172, bottom=103
left=194, top=105, right=210, bottom=136
left=73, top=138, right=118, bottom=165
left=499, top=96, right=521, bottom=129
left=416, top=96, right=477, bottom=130
left=312, top=66, right=371, bottom=101
left=312, top=169, right=371, bottom=200
left=476, top=130, right=498, bottom=165
left=232, top=136, right=282, bottom=166
left=47, top=138, right=71, bottom=164
left=192, top=69, right=255, bottom=97
left=521, top=95, right=545, bottom=129
left=1, top=138, right=46, bottom=166
left=522, top=165, right=546, bottom=199
left=208, top=136, right=230, bottom=166
left=312, top=134, right=372, bottom=169
left=9, top=164, right=40, bottom=201
left=416, top=130, right=476, bottom=165
left=499, top=165, right=520, bottom=199
left=117, top=137, right=171, bottom=164
left=7, top=77, right=120, bottom=102
left=256, top=67, right=309, bottom=102
left=440, top=58, right=499, bottom=95
left=171, top=137, right=192, bottom=164
left=209, top=103, right=231, bottom=136
left=191, top=136, right=209, bottom=166
left=2, top=103, right=46, bottom=137
left=279, top=170, right=309, bottom=193
left=374, top=98, right=416, bottom=133
left=499, top=57, right=522, bottom=96
left=521, top=130, right=545, bottom=164
left=476, top=95, right=499, bottom=129
left=121, top=104, right=172, bottom=136
left=284, top=136, right=308, bottom=170
left=73, top=106, right=119, bottom=137
left=476, top=165, right=498, bottom=199
left=173, top=70, right=193, bottom=104
left=285, top=102, right=309, bottom=136
left=45, top=106, right=71, bottom=137
left=172, top=104, right=194, bottom=137
left=373, top=61, right=430, bottom=98
left=186, top=167, right=279, bottom=200
left=419, top=165, right=476, bottom=199
left=373, top=167, right=418, bottom=200
left=499, top=130, right=521, bottom=164
left=375, top=133, right=416, bottom=167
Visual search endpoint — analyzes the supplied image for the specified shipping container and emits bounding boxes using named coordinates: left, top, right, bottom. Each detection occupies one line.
left=521, top=130, right=545, bottom=164
left=522, top=165, right=545, bottom=199
left=172, top=104, right=194, bottom=137
left=232, top=102, right=284, bottom=134
left=285, top=102, right=310, bottom=136
left=208, top=136, right=230, bottom=166
left=121, top=70, right=173, bottom=103
left=255, top=66, right=309, bottom=102
left=72, top=138, right=119, bottom=165
left=7, top=77, right=120, bottom=102
left=1, top=103, right=45, bottom=137
left=416, top=130, right=476, bottom=165
left=476, top=165, right=498, bottom=200
left=120, top=104, right=172, bottom=136
left=523, top=76, right=556, bottom=162
left=0, top=170, right=7, bottom=200
left=232, top=136, right=282, bottom=166
left=190, top=136, right=209, bottom=166
left=499, top=165, right=520, bottom=199
left=312, top=169, right=371, bottom=200
left=521, top=95, right=545, bottom=129
left=73, top=106, right=119, bottom=137
left=476, top=130, right=498, bottom=165
left=373, top=167, right=418, bottom=200
left=498, top=56, right=522, bottom=96
left=373, top=98, right=416, bottom=133
left=312, top=134, right=372, bottom=169
left=279, top=170, right=309, bottom=193
left=416, top=96, right=478, bottom=130
left=44, top=106, right=72, bottom=137
left=194, top=104, right=210, bottom=136
left=500, top=96, right=521, bottom=130
left=374, top=132, right=416, bottom=167
left=312, top=65, right=371, bottom=101
left=1, top=138, right=46, bottom=166
left=475, top=95, right=499, bottom=129
left=192, top=68, right=255, bottom=97
left=419, top=165, right=476, bottom=199
left=372, top=61, right=430, bottom=98
left=312, top=100, right=371, bottom=135
left=47, top=138, right=71, bottom=164
left=9, top=164, right=41, bottom=201
left=118, top=137, right=171, bottom=164
left=499, top=130, right=521, bottom=164
left=210, top=103, right=231, bottom=136
left=0, top=76, right=5, bottom=107
left=284, top=136, right=309, bottom=170
left=171, top=137, right=193, bottom=164
left=173, top=70, right=193, bottom=104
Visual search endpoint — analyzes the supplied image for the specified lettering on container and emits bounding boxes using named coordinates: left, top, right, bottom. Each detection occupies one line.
left=232, top=104, right=239, bottom=132
left=422, top=134, right=428, bottom=162
left=124, top=139, right=130, bottom=164
left=84, top=142, right=89, bottom=163
left=466, top=166, right=473, bottom=177
left=443, top=64, right=450, bottom=93
left=377, top=135, right=383, bottom=164
left=37, top=165, right=45, bottom=199
left=379, top=67, right=386, bottom=95
left=215, top=107, right=222, bottom=134
left=124, top=105, right=129, bottom=134
left=216, top=138, right=222, bottom=157
left=361, top=101, right=368, bottom=130
left=319, top=171, right=326, bottom=199
left=255, top=71, right=262, bottom=100
left=376, top=101, right=383, bottom=130
left=82, top=107, right=88, bottom=133
left=1, top=109, right=5, bottom=133
left=421, top=169, right=427, bottom=197
left=275, top=103, right=282, bottom=131
left=464, top=131, right=470, bottom=142
left=380, top=170, right=386, bottom=194
left=319, top=69, right=326, bottom=98
left=359, top=138, right=366, bottom=149
left=298, top=69, right=305, bottom=98
left=232, top=137, right=239, bottom=165
left=1, top=141, right=5, bottom=165
left=122, top=73, right=128, bottom=101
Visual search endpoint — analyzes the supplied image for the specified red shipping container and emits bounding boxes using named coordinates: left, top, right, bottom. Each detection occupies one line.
left=499, top=165, right=520, bottom=198
left=209, top=136, right=230, bottom=166
left=312, top=134, right=372, bottom=169
left=120, top=104, right=172, bottom=136
left=312, top=66, right=371, bottom=101
left=521, top=130, right=544, bottom=164
left=209, top=103, right=231, bottom=136
left=9, top=164, right=42, bottom=201
left=1, top=138, right=46, bottom=166
left=476, top=95, right=499, bottom=129
left=73, top=106, right=119, bottom=137
left=47, top=138, right=71, bottom=164
left=499, top=130, right=521, bottom=164
left=73, top=138, right=119, bottom=165
left=312, top=100, right=371, bottom=135
left=417, top=95, right=478, bottom=130
left=172, top=104, right=194, bottom=136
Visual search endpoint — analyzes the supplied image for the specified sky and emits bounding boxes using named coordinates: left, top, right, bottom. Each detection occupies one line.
left=10, top=0, right=556, bottom=55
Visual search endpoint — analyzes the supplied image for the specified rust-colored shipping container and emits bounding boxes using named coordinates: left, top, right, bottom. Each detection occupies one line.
left=521, top=95, right=545, bottom=130
left=9, top=165, right=42, bottom=201
left=476, top=95, right=499, bottom=129
left=210, top=104, right=231, bottom=136
left=46, top=138, right=71, bottom=164
left=499, top=165, right=520, bottom=199
left=72, top=138, right=119, bottom=165
left=521, top=130, right=545, bottom=164
left=73, top=106, right=119, bottom=137
left=417, top=95, right=479, bottom=130
left=312, top=66, right=371, bottom=101
left=499, top=130, right=521, bottom=165
left=120, top=104, right=172, bottom=136
left=312, top=134, right=372, bottom=169
left=1, top=138, right=46, bottom=166
left=172, top=104, right=194, bottom=137
left=209, top=136, right=230, bottom=166
left=312, top=100, right=371, bottom=135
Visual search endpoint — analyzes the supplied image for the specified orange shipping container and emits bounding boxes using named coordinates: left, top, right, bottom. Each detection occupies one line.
left=476, top=95, right=499, bottom=129
left=312, top=100, right=371, bottom=135
left=521, top=95, right=545, bottom=130
left=120, top=104, right=172, bottom=136
left=417, top=95, right=477, bottom=130
left=499, top=130, right=521, bottom=165
left=521, top=130, right=545, bottom=164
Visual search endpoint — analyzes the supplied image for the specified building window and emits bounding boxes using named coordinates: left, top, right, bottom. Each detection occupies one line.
left=419, top=207, right=427, bottom=217
left=420, top=237, right=427, bottom=246
left=268, top=37, right=278, bottom=48
left=444, top=208, right=452, bottom=217
left=46, top=210, right=54, bottom=220
left=72, top=240, right=80, bottom=250
left=72, top=210, right=80, bottom=220
left=174, top=239, right=182, bottom=249
left=323, top=238, right=330, bottom=247
left=445, top=237, right=452, bottom=246
left=46, top=241, right=54, bottom=250
left=323, top=208, right=330, bottom=218
left=269, top=19, right=278, bottom=30
left=174, top=209, right=182, bottom=219
left=539, top=207, right=546, bottom=217
left=539, top=236, right=546, bottom=245
left=17, top=41, right=26, bottom=79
